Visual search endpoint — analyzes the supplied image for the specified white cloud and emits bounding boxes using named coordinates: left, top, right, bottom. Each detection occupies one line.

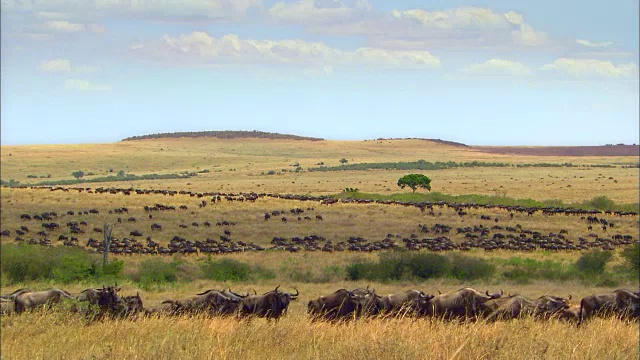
left=38, top=59, right=72, bottom=73
left=37, top=59, right=101, bottom=74
left=269, top=0, right=371, bottom=25
left=391, top=7, right=550, bottom=47
left=64, top=79, right=112, bottom=91
left=576, top=39, right=614, bottom=48
left=132, top=31, right=441, bottom=69
left=460, top=58, right=532, bottom=77
left=392, top=7, right=508, bottom=30
left=44, top=20, right=85, bottom=32
left=541, top=58, right=638, bottom=78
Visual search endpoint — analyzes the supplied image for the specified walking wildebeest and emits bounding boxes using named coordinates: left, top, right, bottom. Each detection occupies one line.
left=379, top=289, right=434, bottom=317
left=425, top=288, right=503, bottom=320
left=238, top=286, right=299, bottom=320
left=14, top=288, right=74, bottom=314
left=578, top=289, right=640, bottom=325
left=308, top=289, right=361, bottom=321
left=484, top=294, right=571, bottom=322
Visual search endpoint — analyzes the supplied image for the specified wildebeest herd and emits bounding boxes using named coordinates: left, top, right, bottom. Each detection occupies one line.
left=2, top=186, right=638, bottom=256
left=2, top=286, right=638, bottom=327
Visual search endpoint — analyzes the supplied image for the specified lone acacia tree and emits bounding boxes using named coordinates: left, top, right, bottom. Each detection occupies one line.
left=397, top=174, right=432, bottom=193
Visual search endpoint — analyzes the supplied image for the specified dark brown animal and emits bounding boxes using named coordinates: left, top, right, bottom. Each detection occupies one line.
left=238, top=286, right=299, bottom=320
left=307, top=289, right=361, bottom=321
left=425, top=288, right=503, bottom=320
left=379, top=290, right=434, bottom=317
left=485, top=295, right=570, bottom=322
left=579, top=289, right=640, bottom=325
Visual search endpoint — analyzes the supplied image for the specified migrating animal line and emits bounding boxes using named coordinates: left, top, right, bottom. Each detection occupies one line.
left=1, top=286, right=638, bottom=327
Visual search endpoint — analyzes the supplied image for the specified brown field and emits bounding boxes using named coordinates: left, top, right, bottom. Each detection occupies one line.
left=1, top=137, right=639, bottom=359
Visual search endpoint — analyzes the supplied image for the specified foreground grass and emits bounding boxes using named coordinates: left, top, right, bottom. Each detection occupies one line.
left=1, top=310, right=637, bottom=360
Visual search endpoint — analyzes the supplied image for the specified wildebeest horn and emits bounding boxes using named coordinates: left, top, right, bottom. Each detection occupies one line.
left=486, top=290, right=490, bottom=297
left=568, top=295, right=572, bottom=300
left=500, top=289, right=504, bottom=295
left=252, top=289, right=257, bottom=295
left=291, top=288, right=299, bottom=298
left=437, top=290, right=441, bottom=295
left=275, top=285, right=280, bottom=292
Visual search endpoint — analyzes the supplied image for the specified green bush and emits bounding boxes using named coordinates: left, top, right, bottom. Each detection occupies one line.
left=0, top=243, right=107, bottom=284
left=201, top=258, right=250, bottom=282
left=137, top=258, right=178, bottom=285
left=346, top=252, right=451, bottom=281
left=584, top=196, right=616, bottom=211
left=620, top=243, right=640, bottom=273
left=448, top=253, right=495, bottom=280
left=500, top=257, right=575, bottom=283
left=576, top=250, right=613, bottom=275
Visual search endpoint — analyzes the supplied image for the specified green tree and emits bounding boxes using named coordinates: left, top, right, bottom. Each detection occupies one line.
left=340, top=158, right=348, bottom=164
left=397, top=174, right=432, bottom=192
left=71, top=170, right=85, bottom=179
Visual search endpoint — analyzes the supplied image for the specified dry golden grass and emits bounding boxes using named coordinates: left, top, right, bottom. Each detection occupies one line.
left=1, top=306, right=638, bottom=360
left=1, top=138, right=638, bottom=202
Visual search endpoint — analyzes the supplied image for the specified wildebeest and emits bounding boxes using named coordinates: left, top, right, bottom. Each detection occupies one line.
left=238, top=286, right=299, bottom=320
left=160, top=289, right=241, bottom=316
left=76, top=288, right=102, bottom=303
left=379, top=289, right=434, bottom=317
left=308, top=289, right=361, bottom=321
left=425, top=288, right=503, bottom=320
left=559, top=304, right=581, bottom=323
left=484, top=294, right=571, bottom=322
left=579, top=289, right=640, bottom=325
left=14, top=288, right=74, bottom=314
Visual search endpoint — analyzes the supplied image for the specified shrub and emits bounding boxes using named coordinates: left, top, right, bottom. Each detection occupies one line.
left=346, top=252, right=451, bottom=281
left=619, top=243, right=639, bottom=273
left=201, top=258, right=250, bottom=282
left=584, top=196, right=616, bottom=211
left=448, top=253, right=495, bottom=280
left=0, top=243, right=105, bottom=284
left=575, top=250, right=613, bottom=275
left=500, top=257, right=575, bottom=283
left=137, top=258, right=178, bottom=285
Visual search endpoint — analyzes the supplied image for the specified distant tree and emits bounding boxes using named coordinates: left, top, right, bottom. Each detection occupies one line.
left=340, top=158, right=348, bottom=164
left=71, top=170, right=85, bottom=179
left=117, top=170, right=125, bottom=177
left=397, top=174, right=432, bottom=193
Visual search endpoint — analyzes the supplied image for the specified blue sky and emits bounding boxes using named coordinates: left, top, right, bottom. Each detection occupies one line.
left=1, top=0, right=638, bottom=145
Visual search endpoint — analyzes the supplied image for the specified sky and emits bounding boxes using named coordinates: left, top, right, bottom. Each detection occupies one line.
left=1, top=0, right=638, bottom=146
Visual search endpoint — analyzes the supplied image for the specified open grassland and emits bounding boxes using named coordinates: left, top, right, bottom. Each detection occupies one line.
left=1, top=138, right=638, bottom=203
left=1, top=137, right=639, bottom=358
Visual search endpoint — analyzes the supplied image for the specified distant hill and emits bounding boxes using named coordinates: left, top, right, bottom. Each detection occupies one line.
left=474, top=144, right=639, bottom=157
left=122, top=130, right=324, bottom=142
left=373, top=138, right=469, bottom=147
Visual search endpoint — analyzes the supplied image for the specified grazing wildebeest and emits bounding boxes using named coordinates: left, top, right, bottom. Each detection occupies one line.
left=307, top=289, right=361, bottom=321
left=425, top=288, right=503, bottom=320
left=238, top=286, right=299, bottom=320
left=484, top=295, right=571, bottom=322
left=14, top=288, right=74, bottom=314
left=379, top=289, right=434, bottom=317
left=579, top=289, right=640, bottom=325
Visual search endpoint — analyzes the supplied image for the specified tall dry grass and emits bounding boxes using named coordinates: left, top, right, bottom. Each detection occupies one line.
left=1, top=309, right=637, bottom=360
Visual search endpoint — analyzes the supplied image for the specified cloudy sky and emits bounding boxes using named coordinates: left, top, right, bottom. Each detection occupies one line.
left=1, top=0, right=638, bottom=145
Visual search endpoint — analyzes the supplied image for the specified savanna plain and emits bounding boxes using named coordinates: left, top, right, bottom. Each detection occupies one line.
left=1, top=137, right=639, bottom=359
